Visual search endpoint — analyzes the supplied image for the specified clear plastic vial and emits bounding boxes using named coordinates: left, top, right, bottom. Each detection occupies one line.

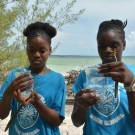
left=85, top=67, right=107, bottom=99
left=19, top=69, right=33, bottom=97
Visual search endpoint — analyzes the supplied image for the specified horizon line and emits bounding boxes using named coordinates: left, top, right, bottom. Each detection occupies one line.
left=51, top=55, right=135, bottom=57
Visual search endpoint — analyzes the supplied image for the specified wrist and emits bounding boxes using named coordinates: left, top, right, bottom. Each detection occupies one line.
left=124, top=75, right=135, bottom=87
left=78, top=104, right=91, bottom=111
left=124, top=76, right=135, bottom=92
left=4, top=90, right=14, bottom=99
left=31, top=99, right=40, bottom=106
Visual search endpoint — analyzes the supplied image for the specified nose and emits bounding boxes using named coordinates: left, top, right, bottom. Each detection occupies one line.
left=104, top=47, right=112, bottom=53
left=33, top=51, right=40, bottom=58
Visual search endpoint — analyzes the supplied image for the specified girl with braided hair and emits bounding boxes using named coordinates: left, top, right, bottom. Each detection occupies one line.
left=71, top=19, right=135, bottom=135
left=0, top=22, right=66, bottom=135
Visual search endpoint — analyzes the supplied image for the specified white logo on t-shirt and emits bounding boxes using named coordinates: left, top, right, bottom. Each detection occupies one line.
left=17, top=94, right=46, bottom=129
left=93, top=87, right=120, bottom=117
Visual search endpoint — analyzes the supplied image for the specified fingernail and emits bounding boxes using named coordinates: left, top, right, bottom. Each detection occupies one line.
left=82, top=93, right=87, bottom=96
left=90, top=93, right=95, bottom=97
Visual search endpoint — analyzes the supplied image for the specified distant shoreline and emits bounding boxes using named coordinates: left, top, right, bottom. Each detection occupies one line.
left=50, top=55, right=135, bottom=57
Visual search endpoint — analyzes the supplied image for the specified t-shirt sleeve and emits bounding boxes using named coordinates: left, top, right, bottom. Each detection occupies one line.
left=0, top=80, right=9, bottom=100
left=72, top=70, right=86, bottom=94
left=125, top=63, right=135, bottom=75
left=51, top=75, right=66, bottom=119
left=0, top=70, right=16, bottom=110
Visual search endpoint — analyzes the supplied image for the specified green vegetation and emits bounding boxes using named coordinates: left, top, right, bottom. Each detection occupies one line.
left=0, top=0, right=84, bottom=83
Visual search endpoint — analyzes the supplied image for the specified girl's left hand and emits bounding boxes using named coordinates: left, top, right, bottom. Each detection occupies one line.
left=14, top=89, right=40, bottom=107
left=98, top=61, right=134, bottom=86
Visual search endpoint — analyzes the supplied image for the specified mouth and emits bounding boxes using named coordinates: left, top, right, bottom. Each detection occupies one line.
left=32, top=60, right=41, bottom=64
left=103, top=57, right=115, bottom=63
left=105, top=56, right=113, bottom=60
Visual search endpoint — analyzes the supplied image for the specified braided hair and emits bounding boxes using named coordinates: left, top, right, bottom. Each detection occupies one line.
left=97, top=19, right=127, bottom=41
left=23, top=22, right=57, bottom=45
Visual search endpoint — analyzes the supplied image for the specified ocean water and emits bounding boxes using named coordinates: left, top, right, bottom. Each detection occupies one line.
left=46, top=56, right=135, bottom=75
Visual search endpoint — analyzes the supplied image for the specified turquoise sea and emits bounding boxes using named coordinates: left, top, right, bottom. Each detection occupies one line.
left=46, top=56, right=135, bottom=75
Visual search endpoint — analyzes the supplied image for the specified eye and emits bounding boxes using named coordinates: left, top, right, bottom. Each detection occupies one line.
left=114, top=45, right=118, bottom=48
left=111, top=42, right=119, bottom=49
left=111, top=45, right=118, bottom=49
left=40, top=50, right=46, bottom=54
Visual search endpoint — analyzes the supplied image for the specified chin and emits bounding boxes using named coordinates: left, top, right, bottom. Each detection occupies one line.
left=30, top=64, right=44, bottom=69
left=103, top=59, right=116, bottom=64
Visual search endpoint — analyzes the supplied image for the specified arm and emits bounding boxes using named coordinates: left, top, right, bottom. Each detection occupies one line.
left=14, top=90, right=63, bottom=126
left=126, top=87, right=135, bottom=123
left=32, top=75, right=66, bottom=126
left=32, top=99, right=63, bottom=127
left=98, top=62, right=135, bottom=123
left=71, top=98, right=88, bottom=127
left=71, top=89, right=99, bottom=127
left=0, top=91, right=13, bottom=119
left=14, top=74, right=66, bottom=127
left=16, top=92, right=63, bottom=127
left=0, top=73, right=33, bottom=119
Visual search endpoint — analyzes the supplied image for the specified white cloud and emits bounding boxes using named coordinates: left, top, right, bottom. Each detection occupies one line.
left=74, top=0, right=135, bottom=21
left=126, top=31, right=135, bottom=48
left=128, top=31, right=135, bottom=45
left=51, top=0, right=135, bottom=56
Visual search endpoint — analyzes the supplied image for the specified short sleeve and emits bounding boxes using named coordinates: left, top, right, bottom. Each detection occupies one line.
left=0, top=80, right=9, bottom=100
left=72, top=70, right=86, bottom=94
left=125, top=63, right=135, bottom=75
left=0, top=69, right=16, bottom=110
left=51, top=75, right=66, bottom=119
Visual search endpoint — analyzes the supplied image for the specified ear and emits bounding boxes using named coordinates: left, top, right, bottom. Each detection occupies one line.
left=49, top=46, right=52, bottom=55
left=123, top=40, right=126, bottom=51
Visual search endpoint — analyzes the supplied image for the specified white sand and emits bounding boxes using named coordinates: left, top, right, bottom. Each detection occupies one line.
left=0, top=105, right=83, bottom=135
left=0, top=115, right=10, bottom=135
left=60, top=104, right=83, bottom=135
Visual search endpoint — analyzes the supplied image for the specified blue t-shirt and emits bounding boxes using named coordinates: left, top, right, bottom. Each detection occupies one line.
left=72, top=63, right=135, bottom=135
left=0, top=68, right=66, bottom=135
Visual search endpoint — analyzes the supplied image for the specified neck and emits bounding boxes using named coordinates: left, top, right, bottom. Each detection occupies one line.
left=29, top=65, right=49, bottom=75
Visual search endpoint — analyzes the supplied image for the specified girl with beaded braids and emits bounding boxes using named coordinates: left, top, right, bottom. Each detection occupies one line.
left=0, top=22, right=66, bottom=135
left=71, top=19, right=135, bottom=135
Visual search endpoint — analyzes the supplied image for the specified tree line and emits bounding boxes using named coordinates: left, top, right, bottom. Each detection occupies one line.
left=0, top=0, right=84, bottom=83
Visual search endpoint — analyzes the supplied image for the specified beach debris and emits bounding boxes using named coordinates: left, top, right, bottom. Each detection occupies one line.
left=64, top=70, right=80, bottom=97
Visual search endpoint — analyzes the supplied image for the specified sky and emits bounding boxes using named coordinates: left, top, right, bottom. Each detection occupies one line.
left=51, top=0, right=135, bottom=56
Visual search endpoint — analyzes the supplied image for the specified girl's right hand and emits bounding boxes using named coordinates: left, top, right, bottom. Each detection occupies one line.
left=14, top=89, right=40, bottom=107
left=5, top=73, right=34, bottom=98
left=75, top=89, right=100, bottom=110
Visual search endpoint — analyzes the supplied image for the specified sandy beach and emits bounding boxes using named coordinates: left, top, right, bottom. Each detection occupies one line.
left=60, top=104, right=83, bottom=135
left=0, top=104, right=83, bottom=135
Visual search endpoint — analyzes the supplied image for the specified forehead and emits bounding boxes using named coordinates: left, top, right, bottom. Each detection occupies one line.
left=98, top=30, right=123, bottom=43
left=28, top=36, right=49, bottom=47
